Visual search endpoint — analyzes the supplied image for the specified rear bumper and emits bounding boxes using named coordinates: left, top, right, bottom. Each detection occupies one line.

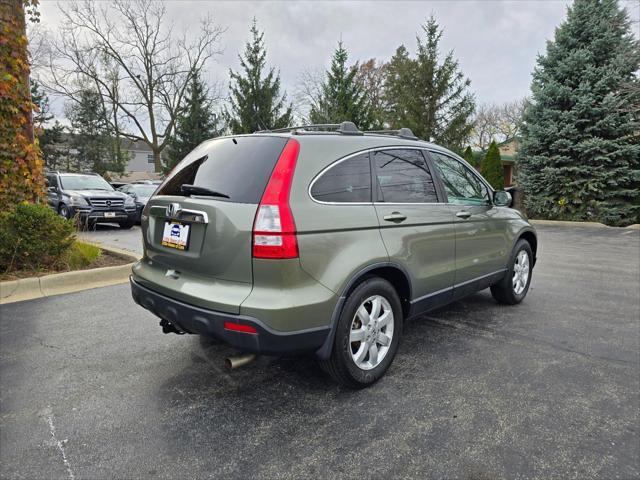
left=130, top=277, right=329, bottom=355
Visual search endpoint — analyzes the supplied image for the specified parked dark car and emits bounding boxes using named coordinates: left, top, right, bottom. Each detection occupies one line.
left=118, top=183, right=158, bottom=223
left=45, top=172, right=137, bottom=229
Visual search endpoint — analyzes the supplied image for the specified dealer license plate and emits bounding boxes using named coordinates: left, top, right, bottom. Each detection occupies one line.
left=162, top=222, right=190, bottom=250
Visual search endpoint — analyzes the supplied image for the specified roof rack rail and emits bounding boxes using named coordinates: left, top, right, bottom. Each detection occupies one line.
left=365, top=128, right=419, bottom=140
left=257, top=124, right=339, bottom=133
left=255, top=122, right=363, bottom=136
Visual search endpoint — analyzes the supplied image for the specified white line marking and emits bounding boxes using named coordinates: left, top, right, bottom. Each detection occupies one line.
left=44, top=407, right=75, bottom=480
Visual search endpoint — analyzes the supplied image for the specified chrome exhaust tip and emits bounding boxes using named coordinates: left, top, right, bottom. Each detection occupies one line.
left=225, top=353, right=257, bottom=370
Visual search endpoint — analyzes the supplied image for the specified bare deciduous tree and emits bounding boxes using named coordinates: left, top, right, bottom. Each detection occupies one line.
left=355, top=59, right=389, bottom=129
left=27, top=22, right=51, bottom=72
left=472, top=99, right=528, bottom=150
left=294, top=67, right=325, bottom=124
left=44, top=0, right=224, bottom=171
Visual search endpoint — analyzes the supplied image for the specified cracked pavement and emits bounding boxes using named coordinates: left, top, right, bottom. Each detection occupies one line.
left=1, top=224, right=638, bottom=479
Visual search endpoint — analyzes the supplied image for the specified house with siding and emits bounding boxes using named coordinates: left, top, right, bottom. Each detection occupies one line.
left=110, top=139, right=167, bottom=182
left=498, top=138, right=519, bottom=187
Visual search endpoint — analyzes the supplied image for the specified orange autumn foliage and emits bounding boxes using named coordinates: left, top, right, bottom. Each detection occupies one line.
left=0, top=0, right=45, bottom=207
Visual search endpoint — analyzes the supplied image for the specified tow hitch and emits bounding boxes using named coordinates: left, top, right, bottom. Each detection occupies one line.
left=159, top=318, right=184, bottom=335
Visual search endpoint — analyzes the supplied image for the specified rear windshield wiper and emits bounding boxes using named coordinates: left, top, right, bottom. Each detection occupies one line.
left=180, top=184, right=230, bottom=198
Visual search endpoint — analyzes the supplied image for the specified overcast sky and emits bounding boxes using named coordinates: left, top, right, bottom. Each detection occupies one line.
left=36, top=0, right=639, bottom=118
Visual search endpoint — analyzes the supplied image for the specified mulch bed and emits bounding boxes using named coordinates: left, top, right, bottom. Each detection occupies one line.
left=0, top=249, right=132, bottom=281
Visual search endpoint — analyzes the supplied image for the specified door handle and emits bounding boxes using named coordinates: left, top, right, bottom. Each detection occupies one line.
left=383, top=212, right=407, bottom=223
left=456, top=210, right=472, bottom=219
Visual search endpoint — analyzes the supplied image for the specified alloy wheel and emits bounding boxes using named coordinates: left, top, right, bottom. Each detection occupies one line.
left=512, top=250, right=530, bottom=295
left=349, top=295, right=394, bottom=370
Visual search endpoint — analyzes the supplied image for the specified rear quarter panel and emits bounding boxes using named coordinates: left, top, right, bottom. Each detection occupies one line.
left=290, top=136, right=390, bottom=296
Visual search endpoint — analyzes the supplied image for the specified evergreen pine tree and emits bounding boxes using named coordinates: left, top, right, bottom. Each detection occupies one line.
left=462, top=146, right=475, bottom=166
left=226, top=19, right=292, bottom=134
left=66, top=89, right=110, bottom=175
left=385, top=45, right=414, bottom=130
left=481, top=141, right=504, bottom=190
left=40, top=121, right=67, bottom=170
left=518, top=0, right=640, bottom=225
left=65, top=88, right=127, bottom=176
left=165, top=72, right=222, bottom=174
left=384, top=17, right=475, bottom=151
left=30, top=80, right=53, bottom=134
left=309, top=42, right=374, bottom=129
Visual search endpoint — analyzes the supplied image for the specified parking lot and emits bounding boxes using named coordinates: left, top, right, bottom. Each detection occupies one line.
left=79, top=224, right=144, bottom=256
left=1, top=224, right=638, bottom=479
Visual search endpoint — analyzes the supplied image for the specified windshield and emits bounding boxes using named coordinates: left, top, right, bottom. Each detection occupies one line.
left=60, top=175, right=114, bottom=191
left=130, top=185, right=156, bottom=196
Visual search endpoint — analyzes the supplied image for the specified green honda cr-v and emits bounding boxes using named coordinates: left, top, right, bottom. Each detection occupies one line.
left=130, top=122, right=537, bottom=388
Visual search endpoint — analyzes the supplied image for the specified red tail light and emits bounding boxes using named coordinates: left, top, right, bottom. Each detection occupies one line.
left=252, top=139, right=300, bottom=259
left=224, top=321, right=258, bottom=334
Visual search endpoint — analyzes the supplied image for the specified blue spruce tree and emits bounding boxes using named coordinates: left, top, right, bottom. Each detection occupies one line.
left=518, top=0, right=640, bottom=225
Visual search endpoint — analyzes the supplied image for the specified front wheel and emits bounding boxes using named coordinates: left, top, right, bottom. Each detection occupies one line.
left=491, top=239, right=533, bottom=305
left=320, top=277, right=403, bottom=388
left=59, top=204, right=71, bottom=220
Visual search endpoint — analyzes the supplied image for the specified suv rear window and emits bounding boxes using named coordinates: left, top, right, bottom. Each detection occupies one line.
left=310, top=153, right=371, bottom=203
left=157, top=136, right=288, bottom=204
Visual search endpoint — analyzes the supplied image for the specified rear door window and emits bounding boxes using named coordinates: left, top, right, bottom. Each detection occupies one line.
left=157, top=136, right=288, bottom=204
left=373, top=149, right=439, bottom=203
left=310, top=153, right=371, bottom=203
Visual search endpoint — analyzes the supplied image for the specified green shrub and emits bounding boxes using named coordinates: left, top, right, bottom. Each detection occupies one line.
left=462, top=146, right=475, bottom=166
left=65, top=241, right=101, bottom=270
left=481, top=141, right=504, bottom=190
left=0, top=202, right=76, bottom=273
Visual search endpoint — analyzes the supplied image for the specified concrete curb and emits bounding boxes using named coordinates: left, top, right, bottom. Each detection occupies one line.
left=531, top=219, right=638, bottom=229
left=0, top=244, right=139, bottom=305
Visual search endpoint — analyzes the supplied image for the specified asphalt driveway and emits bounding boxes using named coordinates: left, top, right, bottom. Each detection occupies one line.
left=1, top=225, right=638, bottom=479
left=79, top=224, right=144, bottom=256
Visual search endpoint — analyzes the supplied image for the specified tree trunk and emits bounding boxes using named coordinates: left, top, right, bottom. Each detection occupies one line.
left=8, top=0, right=35, bottom=144
left=154, top=148, right=162, bottom=173
left=0, top=0, right=44, bottom=206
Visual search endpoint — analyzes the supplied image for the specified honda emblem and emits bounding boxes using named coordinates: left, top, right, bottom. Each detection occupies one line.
left=167, top=203, right=180, bottom=218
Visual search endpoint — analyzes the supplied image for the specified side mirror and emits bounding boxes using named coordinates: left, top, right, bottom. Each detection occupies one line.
left=48, top=186, right=57, bottom=193
left=493, top=190, right=512, bottom=207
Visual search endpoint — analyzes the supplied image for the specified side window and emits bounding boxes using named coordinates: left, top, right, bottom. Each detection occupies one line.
left=46, top=175, right=56, bottom=189
left=430, top=152, right=490, bottom=205
left=373, top=149, right=438, bottom=203
left=310, top=153, right=371, bottom=203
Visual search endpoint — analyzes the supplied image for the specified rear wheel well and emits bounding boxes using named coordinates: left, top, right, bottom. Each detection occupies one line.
left=344, top=266, right=411, bottom=319
left=518, top=231, right=537, bottom=265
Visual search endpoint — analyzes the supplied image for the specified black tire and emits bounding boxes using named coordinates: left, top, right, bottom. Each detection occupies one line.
left=59, top=204, right=71, bottom=219
left=491, top=239, right=533, bottom=305
left=119, top=219, right=135, bottom=229
left=320, top=277, right=403, bottom=388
